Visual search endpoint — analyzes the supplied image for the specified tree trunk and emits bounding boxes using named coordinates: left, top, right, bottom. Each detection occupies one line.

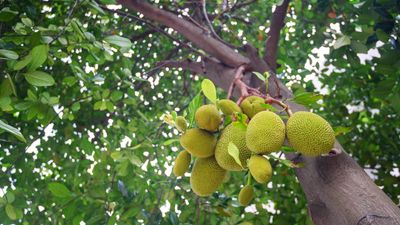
left=116, top=1, right=400, bottom=224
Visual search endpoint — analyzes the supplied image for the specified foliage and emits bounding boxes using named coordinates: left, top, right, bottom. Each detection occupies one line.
left=0, top=0, right=398, bottom=224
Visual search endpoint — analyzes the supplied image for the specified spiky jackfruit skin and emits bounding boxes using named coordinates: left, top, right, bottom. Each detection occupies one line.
left=215, top=124, right=252, bottom=171
left=195, top=104, right=221, bottom=132
left=173, top=150, right=191, bottom=177
left=246, top=111, right=285, bottom=154
left=240, top=96, right=265, bottom=118
left=175, top=116, right=187, bottom=132
left=238, top=185, right=254, bottom=206
left=286, top=111, right=335, bottom=156
left=180, top=128, right=216, bottom=158
left=248, top=155, right=272, bottom=183
left=190, top=156, right=226, bottom=196
left=218, top=99, right=242, bottom=116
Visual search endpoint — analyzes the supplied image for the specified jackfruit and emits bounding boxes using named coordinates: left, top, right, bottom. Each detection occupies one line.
left=246, top=111, right=285, bottom=154
left=180, top=128, right=217, bottom=158
left=238, top=185, right=254, bottom=206
left=175, top=116, right=187, bottom=132
left=190, top=156, right=227, bottom=196
left=240, top=96, right=265, bottom=118
left=248, top=155, right=272, bottom=183
left=218, top=99, right=242, bottom=116
left=215, top=124, right=252, bottom=171
left=195, top=104, right=221, bottom=132
left=286, top=111, right=335, bottom=156
left=173, top=150, right=191, bottom=177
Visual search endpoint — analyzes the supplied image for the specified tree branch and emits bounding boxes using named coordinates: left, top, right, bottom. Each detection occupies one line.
left=263, top=0, right=290, bottom=70
left=117, top=0, right=249, bottom=67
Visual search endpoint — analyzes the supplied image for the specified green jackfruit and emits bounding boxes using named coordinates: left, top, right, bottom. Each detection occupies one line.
left=190, top=156, right=226, bottom=196
left=180, top=128, right=216, bottom=158
left=286, top=111, right=335, bottom=156
left=218, top=99, right=242, bottom=116
left=238, top=185, right=254, bottom=206
left=240, top=96, right=265, bottom=118
left=248, top=155, right=272, bottom=183
left=175, top=116, right=187, bottom=132
left=195, top=104, right=221, bottom=132
left=173, top=150, right=191, bottom=177
left=215, top=124, right=252, bottom=171
left=246, top=111, right=285, bottom=154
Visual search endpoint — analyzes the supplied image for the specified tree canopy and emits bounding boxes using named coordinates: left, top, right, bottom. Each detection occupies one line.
left=0, top=0, right=399, bottom=224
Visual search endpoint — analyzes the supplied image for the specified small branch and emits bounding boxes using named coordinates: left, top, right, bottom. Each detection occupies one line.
left=263, top=0, right=290, bottom=70
left=227, top=65, right=246, bottom=99
left=49, top=0, right=80, bottom=45
left=201, top=0, right=237, bottom=49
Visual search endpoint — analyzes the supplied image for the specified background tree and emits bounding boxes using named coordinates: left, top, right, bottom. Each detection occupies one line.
left=0, top=0, right=399, bottom=224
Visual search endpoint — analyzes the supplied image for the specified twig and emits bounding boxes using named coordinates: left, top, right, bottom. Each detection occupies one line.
left=227, top=65, right=293, bottom=116
left=201, top=0, right=237, bottom=49
left=48, top=0, right=81, bottom=45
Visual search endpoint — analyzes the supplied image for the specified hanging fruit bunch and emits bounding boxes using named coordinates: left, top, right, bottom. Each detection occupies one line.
left=165, top=68, right=335, bottom=206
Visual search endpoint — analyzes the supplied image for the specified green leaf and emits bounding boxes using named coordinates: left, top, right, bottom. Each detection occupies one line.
left=24, top=71, right=55, bottom=86
left=187, top=93, right=203, bottom=126
left=0, top=7, right=18, bottom=22
left=163, top=139, right=179, bottom=146
left=48, top=182, right=72, bottom=198
left=14, top=54, right=33, bottom=71
left=333, top=35, right=351, bottom=49
left=104, top=35, right=132, bottom=48
left=334, top=126, right=352, bottom=136
left=5, top=204, right=17, bottom=220
left=201, top=79, right=217, bottom=103
left=126, top=152, right=142, bottom=167
left=27, top=45, right=49, bottom=71
left=260, top=103, right=277, bottom=112
left=99, top=0, right=117, bottom=4
left=21, top=17, right=33, bottom=27
left=0, top=49, right=19, bottom=60
left=253, top=72, right=266, bottom=81
left=269, top=155, right=303, bottom=168
left=351, top=41, right=368, bottom=54
left=0, top=120, right=26, bottom=142
left=292, top=92, right=323, bottom=107
left=228, top=142, right=243, bottom=168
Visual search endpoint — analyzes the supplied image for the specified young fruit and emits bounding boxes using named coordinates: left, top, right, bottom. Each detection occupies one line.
left=195, top=104, right=221, bottom=132
left=238, top=185, right=254, bottom=206
left=217, top=99, right=242, bottom=116
left=180, top=128, right=216, bottom=158
left=246, top=111, right=285, bottom=154
left=190, top=156, right=226, bottom=196
left=240, top=96, right=265, bottom=118
left=175, top=116, right=187, bottom=132
left=286, top=111, right=335, bottom=156
left=173, top=150, right=191, bottom=177
left=248, top=155, right=272, bottom=184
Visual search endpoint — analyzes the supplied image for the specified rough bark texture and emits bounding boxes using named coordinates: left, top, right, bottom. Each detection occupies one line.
left=117, top=1, right=400, bottom=224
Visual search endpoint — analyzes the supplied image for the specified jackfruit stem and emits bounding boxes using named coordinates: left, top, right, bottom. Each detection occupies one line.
left=227, top=65, right=293, bottom=117
left=247, top=172, right=252, bottom=186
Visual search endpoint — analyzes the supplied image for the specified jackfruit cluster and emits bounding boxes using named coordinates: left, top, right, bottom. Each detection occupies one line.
left=170, top=91, right=335, bottom=205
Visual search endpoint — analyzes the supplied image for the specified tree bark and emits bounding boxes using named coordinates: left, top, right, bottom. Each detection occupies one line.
left=117, top=1, right=400, bottom=224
